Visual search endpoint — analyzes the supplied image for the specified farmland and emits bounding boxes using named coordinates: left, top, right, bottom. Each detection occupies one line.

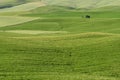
left=0, top=0, right=120, bottom=80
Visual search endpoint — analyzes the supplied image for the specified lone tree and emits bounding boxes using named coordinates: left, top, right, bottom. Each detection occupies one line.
left=85, top=15, right=91, bottom=19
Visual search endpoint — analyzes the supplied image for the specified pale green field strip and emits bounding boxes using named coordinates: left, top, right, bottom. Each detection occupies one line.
left=9, top=32, right=116, bottom=40
left=43, top=0, right=120, bottom=9
left=0, top=16, right=39, bottom=27
left=0, top=1, right=45, bottom=12
left=0, top=72, right=118, bottom=80
left=0, top=30, right=68, bottom=34
left=0, top=0, right=14, bottom=3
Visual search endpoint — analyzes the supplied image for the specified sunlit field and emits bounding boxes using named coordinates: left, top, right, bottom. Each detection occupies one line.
left=0, top=0, right=120, bottom=80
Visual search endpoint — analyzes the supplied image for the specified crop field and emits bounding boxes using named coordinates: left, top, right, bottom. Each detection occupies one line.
left=0, top=0, right=120, bottom=80
left=42, top=0, right=120, bottom=9
left=0, top=16, right=39, bottom=27
left=0, top=1, right=45, bottom=12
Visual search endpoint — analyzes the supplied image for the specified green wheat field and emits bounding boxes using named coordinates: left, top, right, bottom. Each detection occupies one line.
left=0, top=0, right=120, bottom=80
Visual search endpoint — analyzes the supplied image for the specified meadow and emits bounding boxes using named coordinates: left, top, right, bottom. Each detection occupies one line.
left=0, top=1, right=120, bottom=80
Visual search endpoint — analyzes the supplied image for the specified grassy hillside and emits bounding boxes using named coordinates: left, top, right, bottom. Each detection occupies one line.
left=0, top=0, right=120, bottom=80
left=93, top=6, right=120, bottom=12
left=1, top=0, right=120, bottom=10
left=0, top=31, right=120, bottom=80
left=0, top=1, right=45, bottom=12
left=0, top=0, right=42, bottom=9
left=0, top=18, right=120, bottom=34
left=0, top=6, right=120, bottom=34
left=42, top=0, right=120, bottom=9
left=0, top=16, right=38, bottom=27
left=0, top=0, right=16, bottom=8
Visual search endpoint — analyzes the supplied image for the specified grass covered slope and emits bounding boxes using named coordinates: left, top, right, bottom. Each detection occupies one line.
left=0, top=1, right=120, bottom=80
left=43, top=0, right=120, bottom=9
left=1, top=18, right=120, bottom=34
left=0, top=0, right=120, bottom=10
left=0, top=16, right=38, bottom=27
left=0, top=0, right=17, bottom=8
left=0, top=32, right=120, bottom=80
left=0, top=0, right=42, bottom=9
left=93, top=6, right=120, bottom=12
left=0, top=1, right=45, bottom=12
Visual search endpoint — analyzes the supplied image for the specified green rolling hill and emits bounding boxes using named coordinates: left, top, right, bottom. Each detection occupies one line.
left=0, top=0, right=120, bottom=80
left=0, top=0, right=120, bottom=10
left=0, top=1, right=45, bottom=12
left=42, top=0, right=120, bottom=9
left=0, top=0, right=41, bottom=9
